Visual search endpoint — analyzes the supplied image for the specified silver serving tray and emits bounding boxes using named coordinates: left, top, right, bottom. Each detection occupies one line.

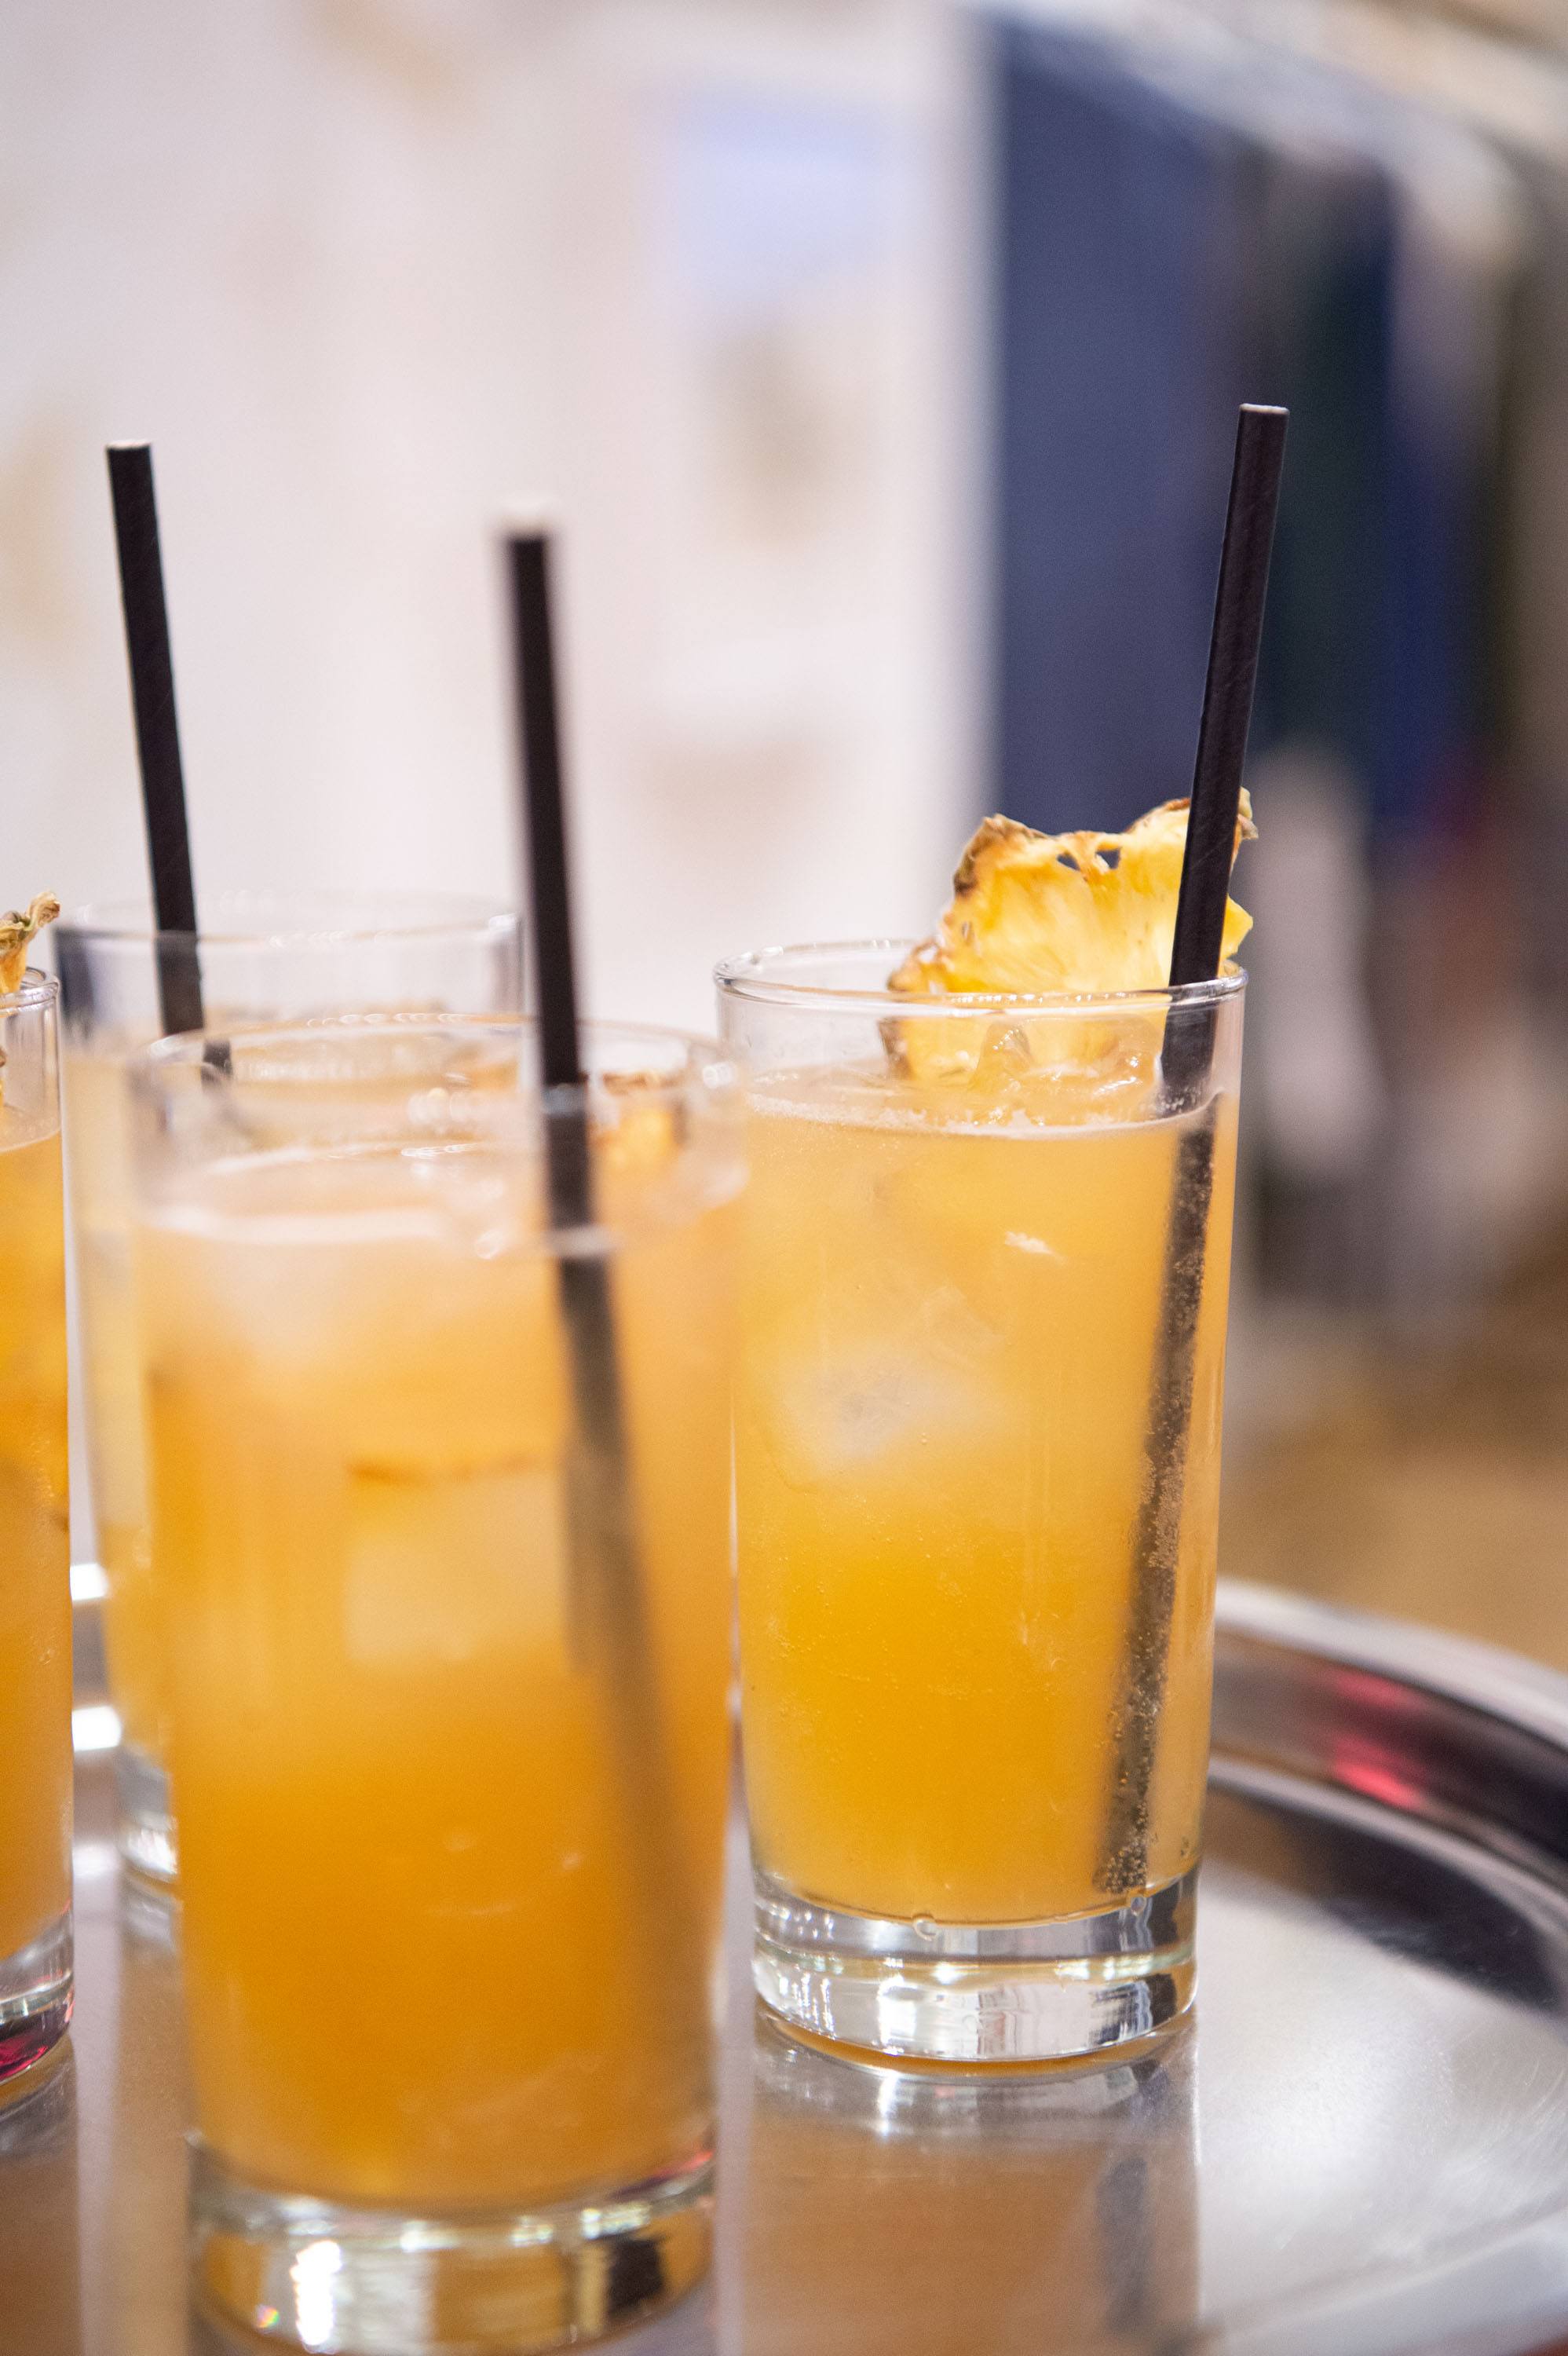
left=5, top=1579, right=1568, bottom=2354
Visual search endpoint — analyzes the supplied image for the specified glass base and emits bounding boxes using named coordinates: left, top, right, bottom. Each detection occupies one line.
left=116, top=1741, right=177, bottom=1887
left=189, top=2141, right=715, bottom=2354
left=0, top=1911, right=73, bottom=2094
left=752, top=1865, right=1196, bottom=2065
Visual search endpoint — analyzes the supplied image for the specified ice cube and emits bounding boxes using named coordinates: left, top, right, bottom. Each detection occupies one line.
left=750, top=1261, right=1013, bottom=1489
left=343, top=1455, right=568, bottom=1669
left=762, top=1355, right=965, bottom=1487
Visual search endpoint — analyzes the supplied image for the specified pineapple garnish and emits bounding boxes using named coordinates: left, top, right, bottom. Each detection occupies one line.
left=893, top=796, right=1253, bottom=1001
left=598, top=1069, right=683, bottom=1174
left=0, top=893, right=59, bottom=1109
left=888, top=796, right=1253, bottom=1092
left=0, top=894, right=58, bottom=997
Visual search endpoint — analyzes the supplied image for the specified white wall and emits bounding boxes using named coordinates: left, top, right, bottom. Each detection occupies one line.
left=0, top=0, right=979, bottom=1030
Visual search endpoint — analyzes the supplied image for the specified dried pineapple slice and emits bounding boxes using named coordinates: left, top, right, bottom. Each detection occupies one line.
left=0, top=893, right=59, bottom=1109
left=0, top=894, right=58, bottom=997
left=598, top=1070, right=682, bottom=1174
left=888, top=797, right=1252, bottom=1092
left=892, top=796, right=1253, bottom=1000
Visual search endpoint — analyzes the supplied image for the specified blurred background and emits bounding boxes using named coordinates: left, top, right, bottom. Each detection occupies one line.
left=5, top=0, right=1568, bottom=1666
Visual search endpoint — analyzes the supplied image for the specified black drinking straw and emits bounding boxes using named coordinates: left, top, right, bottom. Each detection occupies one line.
left=506, top=529, right=689, bottom=1976
left=508, top=529, right=626, bottom=1465
left=106, top=444, right=207, bottom=1039
left=1099, top=404, right=1288, bottom=1897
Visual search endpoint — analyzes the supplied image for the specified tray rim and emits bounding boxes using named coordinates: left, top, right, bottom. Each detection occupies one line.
left=1215, top=1576, right=1568, bottom=1751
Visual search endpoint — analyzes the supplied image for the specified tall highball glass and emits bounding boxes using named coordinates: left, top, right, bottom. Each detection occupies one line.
left=54, top=894, right=521, bottom=1882
left=130, top=1016, right=743, bottom=2353
left=718, top=945, right=1245, bottom=2065
left=0, top=968, right=72, bottom=2100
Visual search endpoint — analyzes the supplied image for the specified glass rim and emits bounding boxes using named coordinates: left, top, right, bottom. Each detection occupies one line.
left=55, top=889, right=517, bottom=950
left=131, top=1011, right=740, bottom=1099
left=0, top=968, right=59, bottom=1014
left=714, top=939, right=1247, bottom=1015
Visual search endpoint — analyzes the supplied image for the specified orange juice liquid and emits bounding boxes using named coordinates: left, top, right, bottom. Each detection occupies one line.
left=61, top=1048, right=165, bottom=1762
left=736, top=1066, right=1237, bottom=1926
left=141, top=1141, right=736, bottom=2208
left=0, top=1114, right=71, bottom=1966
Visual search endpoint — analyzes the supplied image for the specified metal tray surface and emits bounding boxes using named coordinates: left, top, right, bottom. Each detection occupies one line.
left=4, top=1579, right=1568, bottom=2355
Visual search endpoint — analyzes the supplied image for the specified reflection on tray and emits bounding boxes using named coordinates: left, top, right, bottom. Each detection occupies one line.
left=0, top=2047, right=82, bottom=2356
left=734, top=2015, right=1197, bottom=2354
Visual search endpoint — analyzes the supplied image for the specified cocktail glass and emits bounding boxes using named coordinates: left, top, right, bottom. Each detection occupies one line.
left=54, top=893, right=521, bottom=1883
left=0, top=967, right=72, bottom=2100
left=130, top=1015, right=742, bottom=2353
left=718, top=943, right=1244, bottom=2064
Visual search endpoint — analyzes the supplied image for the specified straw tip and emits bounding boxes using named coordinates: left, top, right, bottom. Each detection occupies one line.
left=500, top=499, right=561, bottom=548
left=1238, top=403, right=1288, bottom=424
left=106, top=441, right=152, bottom=458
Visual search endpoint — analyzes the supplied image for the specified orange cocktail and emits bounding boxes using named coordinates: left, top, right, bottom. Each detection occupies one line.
left=722, top=904, right=1245, bottom=2065
left=133, top=1018, right=740, bottom=2350
left=57, top=894, right=521, bottom=1885
left=60, top=1045, right=159, bottom=1753
left=0, top=955, right=72, bottom=2094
